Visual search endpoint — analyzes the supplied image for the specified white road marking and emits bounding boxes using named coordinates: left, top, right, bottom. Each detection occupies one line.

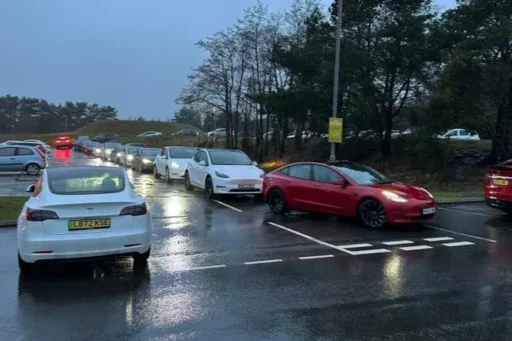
left=212, top=199, right=243, bottom=212
left=424, top=237, right=454, bottom=242
left=337, top=243, right=373, bottom=249
left=350, top=249, right=391, bottom=255
left=400, top=245, right=433, bottom=251
left=244, top=259, right=283, bottom=265
left=185, top=264, right=227, bottom=271
left=443, top=241, right=475, bottom=247
left=437, top=207, right=491, bottom=217
left=268, top=222, right=353, bottom=254
left=382, top=240, right=414, bottom=246
left=425, top=224, right=497, bottom=243
left=299, top=254, right=335, bottom=260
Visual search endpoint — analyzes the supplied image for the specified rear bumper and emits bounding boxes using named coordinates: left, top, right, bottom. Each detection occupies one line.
left=168, top=168, right=186, bottom=179
left=486, top=198, right=512, bottom=211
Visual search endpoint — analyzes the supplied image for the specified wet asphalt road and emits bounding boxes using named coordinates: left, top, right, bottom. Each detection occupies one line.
left=1, top=150, right=512, bottom=340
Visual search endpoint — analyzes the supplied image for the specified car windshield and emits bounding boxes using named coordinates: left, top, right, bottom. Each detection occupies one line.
left=127, top=143, right=145, bottom=147
left=126, top=147, right=141, bottom=154
left=141, top=149, right=160, bottom=156
left=48, top=167, right=125, bottom=195
left=105, top=143, right=122, bottom=148
left=169, top=148, right=197, bottom=158
left=335, top=163, right=391, bottom=185
left=209, top=150, right=252, bottom=165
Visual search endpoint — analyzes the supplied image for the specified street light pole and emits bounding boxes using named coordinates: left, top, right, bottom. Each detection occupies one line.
left=330, top=0, right=343, bottom=161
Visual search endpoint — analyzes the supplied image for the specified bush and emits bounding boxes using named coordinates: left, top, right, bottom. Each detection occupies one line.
left=400, top=133, right=451, bottom=171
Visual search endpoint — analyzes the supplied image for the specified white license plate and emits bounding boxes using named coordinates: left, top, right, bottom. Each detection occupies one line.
left=422, top=207, right=436, bottom=215
left=238, top=184, right=255, bottom=189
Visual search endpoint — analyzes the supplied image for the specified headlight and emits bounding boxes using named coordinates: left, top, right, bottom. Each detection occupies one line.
left=127, top=155, right=133, bottom=160
left=106, top=149, right=112, bottom=154
left=171, top=162, right=180, bottom=168
left=215, top=170, right=230, bottom=178
left=143, top=159, right=152, bottom=164
left=117, top=152, right=122, bottom=157
left=382, top=190, right=407, bottom=202
left=94, top=148, right=101, bottom=153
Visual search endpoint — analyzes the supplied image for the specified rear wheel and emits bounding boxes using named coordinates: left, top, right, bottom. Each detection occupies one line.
left=153, top=166, right=161, bottom=179
left=133, top=248, right=150, bottom=263
left=205, top=177, right=216, bottom=200
left=358, top=198, right=387, bottom=228
left=268, top=189, right=287, bottom=214
left=26, top=163, right=40, bottom=175
left=184, top=172, right=193, bottom=191
left=18, top=253, right=34, bottom=272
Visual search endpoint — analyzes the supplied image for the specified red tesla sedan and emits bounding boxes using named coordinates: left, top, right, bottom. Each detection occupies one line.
left=262, top=161, right=436, bottom=228
left=55, top=136, right=73, bottom=150
left=485, top=160, right=512, bottom=213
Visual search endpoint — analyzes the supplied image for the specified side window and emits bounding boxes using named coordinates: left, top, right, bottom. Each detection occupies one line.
left=199, top=152, right=209, bottom=165
left=313, top=165, right=342, bottom=183
left=193, top=151, right=201, bottom=162
left=0, top=147, right=16, bottom=157
left=288, top=165, right=312, bottom=180
left=160, top=148, right=165, bottom=156
left=17, top=148, right=34, bottom=156
left=447, top=130, right=457, bottom=137
left=460, top=130, right=469, bottom=136
left=280, top=167, right=289, bottom=175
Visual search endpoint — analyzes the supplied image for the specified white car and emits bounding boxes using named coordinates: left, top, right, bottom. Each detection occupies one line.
left=438, top=129, right=480, bottom=140
left=185, top=149, right=264, bottom=200
left=17, top=166, right=152, bottom=271
left=137, top=131, right=162, bottom=138
left=120, top=146, right=143, bottom=167
left=154, top=146, right=198, bottom=183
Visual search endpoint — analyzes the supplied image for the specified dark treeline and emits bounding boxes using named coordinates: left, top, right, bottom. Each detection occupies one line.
left=0, top=95, right=118, bottom=134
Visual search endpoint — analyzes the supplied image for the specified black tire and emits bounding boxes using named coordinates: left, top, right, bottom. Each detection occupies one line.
left=133, top=248, right=150, bottom=263
left=153, top=166, right=161, bottom=179
left=184, top=172, right=193, bottom=191
left=18, top=253, right=34, bottom=272
left=165, top=168, right=173, bottom=184
left=268, top=189, right=287, bottom=214
left=204, top=177, right=216, bottom=200
left=358, top=198, right=387, bottom=228
left=26, top=163, right=40, bottom=176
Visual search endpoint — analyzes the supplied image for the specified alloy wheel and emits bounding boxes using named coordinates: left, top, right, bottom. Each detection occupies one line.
left=269, top=190, right=286, bottom=214
left=26, top=164, right=40, bottom=175
left=359, top=199, right=387, bottom=228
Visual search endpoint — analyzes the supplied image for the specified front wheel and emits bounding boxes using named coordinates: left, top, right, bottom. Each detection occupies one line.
left=358, top=198, right=387, bottom=228
left=165, top=168, right=173, bottom=184
left=204, top=177, right=216, bottom=200
left=26, top=163, right=40, bottom=176
left=184, top=173, right=193, bottom=191
left=153, top=166, right=161, bottom=179
left=268, top=189, right=287, bottom=214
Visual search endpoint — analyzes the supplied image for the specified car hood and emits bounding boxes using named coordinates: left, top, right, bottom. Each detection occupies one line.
left=213, top=165, right=263, bottom=179
left=170, top=159, right=189, bottom=169
left=143, top=156, right=156, bottom=162
left=372, top=182, right=433, bottom=200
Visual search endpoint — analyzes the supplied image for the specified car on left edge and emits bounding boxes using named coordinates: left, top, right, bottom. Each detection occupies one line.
left=0, top=144, right=47, bottom=175
left=17, top=166, right=152, bottom=271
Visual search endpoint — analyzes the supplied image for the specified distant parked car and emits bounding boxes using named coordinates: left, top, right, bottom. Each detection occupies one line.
left=137, top=131, right=162, bottom=138
left=207, top=128, right=227, bottom=138
left=0, top=145, right=47, bottom=175
left=84, top=141, right=102, bottom=156
left=120, top=147, right=143, bottom=167
left=131, top=148, right=161, bottom=173
left=174, top=129, right=199, bottom=137
left=125, top=142, right=146, bottom=148
left=74, top=136, right=90, bottom=151
left=154, top=146, right=198, bottom=183
left=110, top=146, right=124, bottom=164
left=101, top=142, right=124, bottom=161
left=55, top=136, right=73, bottom=150
left=8, top=141, right=51, bottom=154
left=438, top=129, right=480, bottom=140
left=91, top=133, right=119, bottom=143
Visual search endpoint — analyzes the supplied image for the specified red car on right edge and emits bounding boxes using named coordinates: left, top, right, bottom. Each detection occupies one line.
left=485, top=159, right=512, bottom=213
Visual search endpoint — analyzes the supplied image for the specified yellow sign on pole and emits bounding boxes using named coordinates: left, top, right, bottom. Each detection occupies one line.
left=328, top=117, right=343, bottom=143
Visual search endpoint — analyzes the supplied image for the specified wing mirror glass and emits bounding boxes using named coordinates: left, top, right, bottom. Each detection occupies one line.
left=332, top=179, right=348, bottom=186
left=198, top=160, right=207, bottom=166
left=26, top=184, right=35, bottom=193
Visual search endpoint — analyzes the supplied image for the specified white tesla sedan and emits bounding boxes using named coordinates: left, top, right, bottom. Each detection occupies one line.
left=185, top=149, right=264, bottom=200
left=17, top=166, right=152, bottom=271
left=154, top=146, right=198, bottom=183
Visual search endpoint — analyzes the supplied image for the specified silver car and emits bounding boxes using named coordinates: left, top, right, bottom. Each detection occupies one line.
left=0, top=145, right=47, bottom=175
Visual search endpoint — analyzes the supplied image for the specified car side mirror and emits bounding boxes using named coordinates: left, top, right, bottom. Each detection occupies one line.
left=26, top=184, right=35, bottom=193
left=332, top=179, right=348, bottom=186
left=253, top=161, right=258, bottom=166
left=198, top=160, right=207, bottom=166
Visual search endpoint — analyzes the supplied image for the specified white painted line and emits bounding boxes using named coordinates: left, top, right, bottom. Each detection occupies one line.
left=400, top=245, right=433, bottom=251
left=437, top=207, right=491, bottom=217
left=350, top=249, right=391, bottom=255
left=185, top=264, right=227, bottom=271
left=425, top=224, right=497, bottom=243
left=244, top=259, right=283, bottom=265
left=382, top=240, right=414, bottom=246
left=337, top=243, right=373, bottom=249
left=212, top=199, right=243, bottom=213
left=299, top=254, right=335, bottom=260
left=424, top=237, right=454, bottom=242
left=443, top=241, right=475, bottom=247
left=268, top=222, right=353, bottom=254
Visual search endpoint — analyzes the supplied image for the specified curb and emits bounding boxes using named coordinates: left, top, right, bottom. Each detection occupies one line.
left=0, top=221, right=16, bottom=228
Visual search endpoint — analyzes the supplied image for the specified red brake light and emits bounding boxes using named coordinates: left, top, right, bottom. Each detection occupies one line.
left=26, top=208, right=59, bottom=221
left=36, top=147, right=46, bottom=159
left=120, top=203, right=147, bottom=216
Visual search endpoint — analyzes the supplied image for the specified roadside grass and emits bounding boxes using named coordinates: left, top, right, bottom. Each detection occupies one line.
left=0, top=196, right=27, bottom=221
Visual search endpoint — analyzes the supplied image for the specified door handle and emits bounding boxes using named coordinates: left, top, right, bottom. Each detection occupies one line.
left=9, top=157, right=15, bottom=160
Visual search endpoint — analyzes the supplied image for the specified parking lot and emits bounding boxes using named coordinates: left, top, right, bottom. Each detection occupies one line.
left=1, top=150, right=512, bottom=340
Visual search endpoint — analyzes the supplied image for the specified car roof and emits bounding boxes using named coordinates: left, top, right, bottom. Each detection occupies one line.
left=1, top=144, right=39, bottom=149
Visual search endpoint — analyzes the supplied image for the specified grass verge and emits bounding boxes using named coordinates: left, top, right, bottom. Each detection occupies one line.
left=0, top=196, right=27, bottom=221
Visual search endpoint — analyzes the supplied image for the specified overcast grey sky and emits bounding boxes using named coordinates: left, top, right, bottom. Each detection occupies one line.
left=0, top=0, right=456, bottom=120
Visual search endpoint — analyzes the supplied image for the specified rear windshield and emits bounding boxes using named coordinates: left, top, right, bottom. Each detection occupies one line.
left=105, top=143, right=123, bottom=148
left=169, top=148, right=197, bottom=158
left=48, top=168, right=125, bottom=195
left=142, top=149, right=160, bottom=156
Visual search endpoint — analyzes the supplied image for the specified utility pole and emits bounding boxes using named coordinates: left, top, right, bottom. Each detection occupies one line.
left=330, top=0, right=343, bottom=161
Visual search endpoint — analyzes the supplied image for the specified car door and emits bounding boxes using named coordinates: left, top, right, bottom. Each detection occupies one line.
left=311, top=165, right=352, bottom=215
left=195, top=151, right=210, bottom=188
left=0, top=147, right=18, bottom=171
left=285, top=164, right=316, bottom=210
left=155, top=148, right=165, bottom=175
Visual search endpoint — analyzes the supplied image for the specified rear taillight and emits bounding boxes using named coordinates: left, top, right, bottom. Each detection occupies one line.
left=120, top=203, right=147, bottom=216
left=26, top=208, right=59, bottom=221
left=36, top=148, right=46, bottom=159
